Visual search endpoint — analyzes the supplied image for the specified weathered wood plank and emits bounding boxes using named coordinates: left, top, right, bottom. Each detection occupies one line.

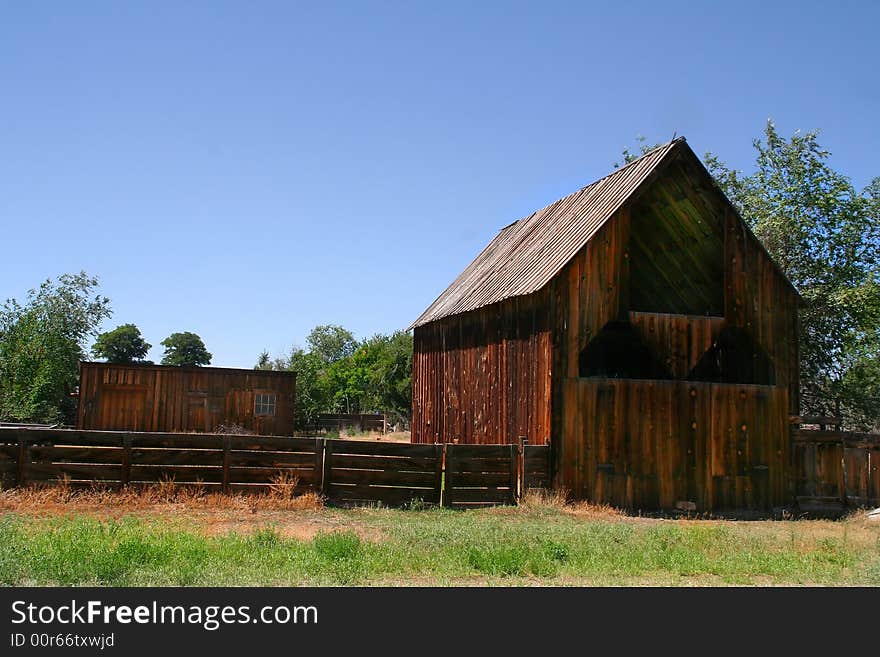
left=226, top=436, right=320, bottom=452
left=28, top=446, right=125, bottom=464
left=325, top=440, right=439, bottom=457
left=445, top=471, right=512, bottom=487
left=26, top=462, right=122, bottom=481
left=130, top=448, right=222, bottom=466
left=445, top=456, right=515, bottom=472
left=128, top=465, right=222, bottom=483
left=226, top=451, right=318, bottom=468
left=227, top=467, right=317, bottom=485
left=327, top=454, right=438, bottom=472
left=328, top=468, right=437, bottom=487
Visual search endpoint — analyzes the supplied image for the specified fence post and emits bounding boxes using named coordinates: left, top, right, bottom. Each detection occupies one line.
left=121, top=434, right=132, bottom=487
left=518, top=436, right=527, bottom=500
left=314, top=437, right=324, bottom=495
left=509, top=444, right=518, bottom=505
left=434, top=443, right=444, bottom=506
left=443, top=443, right=453, bottom=508
left=16, top=435, right=27, bottom=486
left=221, top=435, right=231, bottom=494
left=322, top=438, right=333, bottom=499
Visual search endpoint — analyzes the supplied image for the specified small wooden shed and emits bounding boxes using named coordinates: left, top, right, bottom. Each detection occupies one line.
left=410, top=138, right=800, bottom=512
left=77, top=362, right=296, bottom=436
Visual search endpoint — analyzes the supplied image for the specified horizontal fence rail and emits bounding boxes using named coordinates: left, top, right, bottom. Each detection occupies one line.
left=0, top=428, right=551, bottom=509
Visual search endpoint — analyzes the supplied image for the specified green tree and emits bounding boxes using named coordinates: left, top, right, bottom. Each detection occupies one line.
left=358, top=331, right=413, bottom=425
left=706, top=122, right=880, bottom=430
left=254, top=350, right=271, bottom=370
left=615, top=134, right=665, bottom=167
left=160, top=332, right=212, bottom=367
left=306, top=324, right=357, bottom=364
left=257, top=346, right=328, bottom=428
left=91, top=323, right=151, bottom=363
left=0, top=272, right=112, bottom=423
left=256, top=325, right=414, bottom=429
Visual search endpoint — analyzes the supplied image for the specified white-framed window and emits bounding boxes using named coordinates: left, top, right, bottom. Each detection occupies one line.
left=254, top=393, right=276, bottom=416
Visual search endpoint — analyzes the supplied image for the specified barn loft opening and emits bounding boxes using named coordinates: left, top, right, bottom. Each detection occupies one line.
left=628, top=160, right=725, bottom=316
left=579, top=321, right=673, bottom=380
left=687, top=327, right=776, bottom=385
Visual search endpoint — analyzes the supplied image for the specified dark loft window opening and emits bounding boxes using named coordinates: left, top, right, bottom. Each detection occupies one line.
left=254, top=393, right=276, bottom=416
left=687, top=327, right=776, bottom=385
left=579, top=321, right=673, bottom=380
left=628, top=190, right=725, bottom=316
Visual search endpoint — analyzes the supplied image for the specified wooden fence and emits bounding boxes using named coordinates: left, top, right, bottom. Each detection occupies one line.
left=792, top=422, right=880, bottom=512
left=0, top=429, right=321, bottom=495
left=0, top=428, right=551, bottom=508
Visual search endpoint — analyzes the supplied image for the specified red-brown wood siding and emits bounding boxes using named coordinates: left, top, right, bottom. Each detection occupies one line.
left=77, top=363, right=296, bottom=436
left=411, top=291, right=552, bottom=446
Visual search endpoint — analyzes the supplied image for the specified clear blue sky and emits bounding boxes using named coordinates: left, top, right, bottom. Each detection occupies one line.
left=2, top=1, right=877, bottom=367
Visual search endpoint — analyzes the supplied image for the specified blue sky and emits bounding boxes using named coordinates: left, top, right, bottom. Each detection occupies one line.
left=2, top=1, right=877, bottom=367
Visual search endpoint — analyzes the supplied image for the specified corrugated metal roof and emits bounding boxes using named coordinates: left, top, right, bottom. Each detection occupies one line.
left=410, top=138, right=684, bottom=328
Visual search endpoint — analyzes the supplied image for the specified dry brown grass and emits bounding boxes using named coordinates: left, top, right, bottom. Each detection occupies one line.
left=0, top=480, right=324, bottom=515
left=520, top=487, right=626, bottom=520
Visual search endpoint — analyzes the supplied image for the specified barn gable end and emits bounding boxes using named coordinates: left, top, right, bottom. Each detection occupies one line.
left=411, top=138, right=800, bottom=512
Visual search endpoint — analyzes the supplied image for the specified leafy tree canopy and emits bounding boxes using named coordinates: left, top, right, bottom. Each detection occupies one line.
left=705, top=121, right=880, bottom=430
left=160, top=332, right=212, bottom=367
left=306, top=324, right=357, bottom=364
left=0, top=272, right=111, bottom=424
left=91, top=323, right=151, bottom=364
left=257, top=326, right=413, bottom=429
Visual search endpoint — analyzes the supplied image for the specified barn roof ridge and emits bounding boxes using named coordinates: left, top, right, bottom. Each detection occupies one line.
left=409, top=138, right=685, bottom=328
left=494, top=137, right=686, bottom=237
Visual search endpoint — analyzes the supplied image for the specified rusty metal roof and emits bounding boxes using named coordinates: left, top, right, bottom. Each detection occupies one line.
left=410, top=138, right=684, bottom=328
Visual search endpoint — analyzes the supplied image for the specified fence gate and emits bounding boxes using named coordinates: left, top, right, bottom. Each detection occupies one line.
left=443, top=444, right=518, bottom=508
left=322, top=440, right=443, bottom=507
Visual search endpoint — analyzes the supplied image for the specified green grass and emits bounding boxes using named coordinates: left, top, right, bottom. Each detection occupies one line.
left=1, top=506, right=878, bottom=586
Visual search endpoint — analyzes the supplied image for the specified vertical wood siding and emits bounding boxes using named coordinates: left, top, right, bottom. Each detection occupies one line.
left=411, top=291, right=552, bottom=445
left=77, top=363, right=296, bottom=436
left=561, top=379, right=788, bottom=510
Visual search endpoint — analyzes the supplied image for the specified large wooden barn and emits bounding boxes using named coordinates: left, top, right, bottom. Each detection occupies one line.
left=410, top=138, right=800, bottom=512
left=77, top=362, right=296, bottom=436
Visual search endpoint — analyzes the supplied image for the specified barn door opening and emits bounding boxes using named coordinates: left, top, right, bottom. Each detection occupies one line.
left=687, top=326, right=776, bottom=385
left=579, top=321, right=673, bottom=380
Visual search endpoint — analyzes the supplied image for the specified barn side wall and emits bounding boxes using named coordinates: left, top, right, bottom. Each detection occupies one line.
left=411, top=291, right=552, bottom=445
left=77, top=363, right=297, bottom=436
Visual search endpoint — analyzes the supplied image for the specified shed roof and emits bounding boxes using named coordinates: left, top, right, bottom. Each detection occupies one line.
left=411, top=138, right=683, bottom=328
